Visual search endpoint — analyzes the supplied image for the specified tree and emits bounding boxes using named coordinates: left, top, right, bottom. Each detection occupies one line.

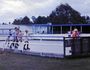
left=34, top=16, right=48, bottom=24
left=31, top=16, right=36, bottom=23
left=13, top=19, right=21, bottom=25
left=21, top=16, right=32, bottom=24
left=49, top=3, right=86, bottom=24
left=12, top=16, right=32, bottom=25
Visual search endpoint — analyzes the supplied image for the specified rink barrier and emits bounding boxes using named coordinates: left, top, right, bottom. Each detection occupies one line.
left=0, top=36, right=90, bottom=58
left=0, top=35, right=65, bottom=58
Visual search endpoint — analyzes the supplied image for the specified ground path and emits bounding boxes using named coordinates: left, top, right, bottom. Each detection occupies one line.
left=0, top=51, right=90, bottom=70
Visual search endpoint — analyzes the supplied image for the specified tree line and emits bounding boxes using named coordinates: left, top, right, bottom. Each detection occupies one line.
left=12, top=3, right=89, bottom=25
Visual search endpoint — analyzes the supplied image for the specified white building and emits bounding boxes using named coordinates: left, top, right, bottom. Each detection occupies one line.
left=0, top=24, right=49, bottom=35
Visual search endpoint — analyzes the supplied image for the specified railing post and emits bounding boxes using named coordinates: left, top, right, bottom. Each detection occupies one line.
left=63, top=37, right=66, bottom=57
left=71, top=38, right=76, bottom=55
left=80, top=37, right=83, bottom=54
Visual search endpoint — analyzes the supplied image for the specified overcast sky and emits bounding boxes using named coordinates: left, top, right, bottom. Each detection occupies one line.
left=0, top=0, right=90, bottom=23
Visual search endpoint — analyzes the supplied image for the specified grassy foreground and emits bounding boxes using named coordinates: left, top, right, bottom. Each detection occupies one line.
left=0, top=51, right=90, bottom=70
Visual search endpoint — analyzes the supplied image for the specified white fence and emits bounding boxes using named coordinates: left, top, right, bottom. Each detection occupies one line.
left=0, top=35, right=65, bottom=58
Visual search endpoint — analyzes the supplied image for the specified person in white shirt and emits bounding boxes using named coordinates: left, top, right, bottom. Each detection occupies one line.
left=68, top=31, right=72, bottom=37
left=18, top=30, right=23, bottom=42
left=23, top=30, right=30, bottom=50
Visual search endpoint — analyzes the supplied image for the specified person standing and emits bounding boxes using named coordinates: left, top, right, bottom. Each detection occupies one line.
left=71, top=28, right=80, bottom=55
left=23, top=30, right=30, bottom=50
left=68, top=31, right=72, bottom=37
left=72, top=28, right=79, bottom=38
left=18, top=30, right=23, bottom=42
left=10, top=27, right=19, bottom=49
left=5, top=29, right=12, bottom=48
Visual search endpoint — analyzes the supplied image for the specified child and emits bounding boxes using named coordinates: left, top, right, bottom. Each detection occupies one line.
left=5, top=29, right=13, bottom=48
left=10, top=27, right=19, bottom=49
left=18, top=30, right=23, bottom=42
left=23, top=30, right=30, bottom=50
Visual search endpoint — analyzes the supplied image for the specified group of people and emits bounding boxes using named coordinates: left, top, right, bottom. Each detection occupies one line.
left=6, top=27, right=30, bottom=50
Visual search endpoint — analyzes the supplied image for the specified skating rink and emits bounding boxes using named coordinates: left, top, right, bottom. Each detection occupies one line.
left=0, top=35, right=65, bottom=58
left=0, top=34, right=89, bottom=58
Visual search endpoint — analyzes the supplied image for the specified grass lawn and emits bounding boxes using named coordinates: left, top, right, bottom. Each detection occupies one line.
left=0, top=51, right=90, bottom=70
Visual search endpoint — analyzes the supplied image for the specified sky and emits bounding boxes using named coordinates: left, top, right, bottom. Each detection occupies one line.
left=0, top=0, right=90, bottom=23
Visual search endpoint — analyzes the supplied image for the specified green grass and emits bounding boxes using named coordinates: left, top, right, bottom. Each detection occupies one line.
left=0, top=51, right=90, bottom=70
